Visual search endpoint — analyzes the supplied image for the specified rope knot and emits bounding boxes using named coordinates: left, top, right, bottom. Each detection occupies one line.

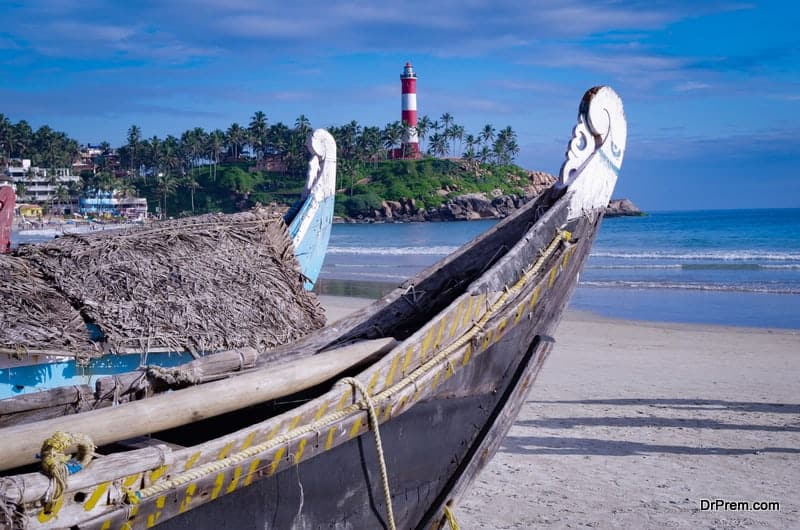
left=40, top=431, right=95, bottom=512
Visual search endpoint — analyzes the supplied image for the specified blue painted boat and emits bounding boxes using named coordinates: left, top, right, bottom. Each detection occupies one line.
left=284, top=129, right=337, bottom=290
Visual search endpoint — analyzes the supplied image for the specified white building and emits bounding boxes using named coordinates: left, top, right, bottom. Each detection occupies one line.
left=3, top=159, right=80, bottom=204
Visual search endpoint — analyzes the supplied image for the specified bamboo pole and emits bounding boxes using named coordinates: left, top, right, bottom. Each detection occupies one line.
left=0, top=338, right=397, bottom=471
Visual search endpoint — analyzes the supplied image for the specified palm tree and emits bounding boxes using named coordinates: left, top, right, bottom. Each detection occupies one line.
left=449, top=124, right=464, bottom=157
left=156, top=172, right=177, bottom=219
left=206, top=129, right=225, bottom=181
left=481, top=124, right=495, bottom=148
left=440, top=112, right=453, bottom=133
left=415, top=115, right=432, bottom=153
left=429, top=133, right=448, bottom=158
left=11, top=120, right=33, bottom=159
left=0, top=113, right=11, bottom=162
left=182, top=174, right=200, bottom=213
left=127, top=125, right=142, bottom=176
left=382, top=121, right=402, bottom=153
left=478, top=145, right=491, bottom=164
left=248, top=111, right=268, bottom=160
left=226, top=123, right=246, bottom=160
left=295, top=115, right=312, bottom=138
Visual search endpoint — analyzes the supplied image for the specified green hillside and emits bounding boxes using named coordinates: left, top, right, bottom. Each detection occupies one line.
left=333, top=158, right=531, bottom=217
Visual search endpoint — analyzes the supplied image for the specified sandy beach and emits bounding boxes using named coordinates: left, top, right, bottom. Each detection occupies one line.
left=319, top=295, right=800, bottom=529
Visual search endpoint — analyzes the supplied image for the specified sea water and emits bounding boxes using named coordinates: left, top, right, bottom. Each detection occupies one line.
left=318, top=209, right=800, bottom=329
left=12, top=209, right=800, bottom=329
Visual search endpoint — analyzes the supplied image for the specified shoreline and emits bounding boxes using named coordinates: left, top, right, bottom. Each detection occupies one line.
left=316, top=279, right=800, bottom=331
left=318, top=294, right=800, bottom=529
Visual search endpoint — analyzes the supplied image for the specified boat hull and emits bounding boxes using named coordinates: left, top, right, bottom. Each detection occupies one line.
left=287, top=193, right=334, bottom=291
left=123, top=213, right=601, bottom=530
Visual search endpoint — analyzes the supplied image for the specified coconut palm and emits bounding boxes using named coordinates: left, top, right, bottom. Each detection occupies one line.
left=226, top=123, right=246, bottom=160
left=428, top=132, right=448, bottom=157
left=127, top=125, right=142, bottom=175
left=382, top=121, right=402, bottom=152
left=416, top=115, right=432, bottom=152
left=481, top=124, right=495, bottom=148
left=206, top=130, right=225, bottom=181
left=248, top=111, right=268, bottom=160
left=440, top=112, right=453, bottom=132
left=156, top=172, right=177, bottom=219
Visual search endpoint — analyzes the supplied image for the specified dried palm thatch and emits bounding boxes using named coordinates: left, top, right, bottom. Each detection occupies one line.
left=0, top=254, right=91, bottom=357
left=7, top=208, right=325, bottom=360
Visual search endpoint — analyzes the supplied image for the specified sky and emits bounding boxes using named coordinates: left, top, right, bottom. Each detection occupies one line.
left=1, top=0, right=798, bottom=211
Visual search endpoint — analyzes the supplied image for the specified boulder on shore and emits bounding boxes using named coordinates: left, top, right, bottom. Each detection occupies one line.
left=605, top=198, right=644, bottom=217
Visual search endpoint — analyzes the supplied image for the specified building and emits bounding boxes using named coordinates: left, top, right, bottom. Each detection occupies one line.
left=3, top=159, right=80, bottom=204
left=79, top=190, right=147, bottom=219
left=390, top=62, right=421, bottom=159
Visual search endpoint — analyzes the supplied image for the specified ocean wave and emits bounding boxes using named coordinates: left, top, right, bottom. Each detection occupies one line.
left=579, top=280, right=800, bottom=295
left=590, top=250, right=800, bottom=261
left=588, top=263, right=800, bottom=271
left=586, top=264, right=682, bottom=270
left=328, top=245, right=457, bottom=256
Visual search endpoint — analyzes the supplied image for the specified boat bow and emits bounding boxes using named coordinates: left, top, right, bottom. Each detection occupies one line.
left=559, top=86, right=627, bottom=220
left=285, top=128, right=337, bottom=289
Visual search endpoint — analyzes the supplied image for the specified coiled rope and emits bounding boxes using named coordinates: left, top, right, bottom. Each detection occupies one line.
left=39, top=431, right=95, bottom=512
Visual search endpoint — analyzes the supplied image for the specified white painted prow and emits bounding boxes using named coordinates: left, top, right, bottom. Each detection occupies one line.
left=558, top=86, right=627, bottom=220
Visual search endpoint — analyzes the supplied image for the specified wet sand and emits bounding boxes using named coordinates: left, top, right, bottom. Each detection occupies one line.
left=319, top=295, right=800, bottom=529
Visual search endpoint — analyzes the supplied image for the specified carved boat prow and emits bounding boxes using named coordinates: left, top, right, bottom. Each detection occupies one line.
left=284, top=128, right=337, bottom=290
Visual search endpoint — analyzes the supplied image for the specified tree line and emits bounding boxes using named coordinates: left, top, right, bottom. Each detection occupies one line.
left=1, top=110, right=520, bottom=216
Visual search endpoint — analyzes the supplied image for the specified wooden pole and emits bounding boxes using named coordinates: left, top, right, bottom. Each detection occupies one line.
left=0, top=338, right=397, bottom=471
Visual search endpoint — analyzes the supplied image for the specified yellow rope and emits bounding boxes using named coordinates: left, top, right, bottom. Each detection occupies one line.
left=338, top=377, right=396, bottom=530
left=443, top=505, right=460, bottom=530
left=39, top=431, right=95, bottom=512
left=131, top=229, right=571, bottom=506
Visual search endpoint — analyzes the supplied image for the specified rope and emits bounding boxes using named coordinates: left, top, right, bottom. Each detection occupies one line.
left=338, top=377, right=396, bottom=530
left=129, top=229, right=571, bottom=509
left=145, top=365, right=201, bottom=386
left=39, top=431, right=95, bottom=513
left=443, top=505, right=460, bottom=530
left=0, top=477, right=26, bottom=529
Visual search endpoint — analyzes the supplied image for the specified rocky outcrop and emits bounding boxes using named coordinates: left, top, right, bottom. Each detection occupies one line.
left=605, top=198, right=644, bottom=217
left=340, top=171, right=559, bottom=223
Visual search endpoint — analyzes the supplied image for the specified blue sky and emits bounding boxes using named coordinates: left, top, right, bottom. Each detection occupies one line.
left=1, top=1, right=798, bottom=210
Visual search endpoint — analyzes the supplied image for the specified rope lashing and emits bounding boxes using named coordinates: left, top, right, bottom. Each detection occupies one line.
left=338, top=376, right=396, bottom=530
left=39, top=431, right=95, bottom=512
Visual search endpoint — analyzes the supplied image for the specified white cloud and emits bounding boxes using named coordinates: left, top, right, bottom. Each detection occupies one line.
left=674, top=81, right=712, bottom=92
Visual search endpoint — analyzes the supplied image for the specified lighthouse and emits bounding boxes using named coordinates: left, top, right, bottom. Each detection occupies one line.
left=400, top=62, right=420, bottom=158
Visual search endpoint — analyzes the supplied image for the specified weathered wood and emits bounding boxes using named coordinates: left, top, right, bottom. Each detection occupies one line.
left=0, top=338, right=397, bottom=470
left=0, top=385, right=96, bottom=428
left=4, top=445, right=173, bottom=505
left=94, top=347, right=260, bottom=404
left=0, top=385, right=94, bottom=415
left=0, top=349, right=260, bottom=426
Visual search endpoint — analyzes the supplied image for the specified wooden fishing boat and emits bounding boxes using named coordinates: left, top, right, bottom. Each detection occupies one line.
left=0, top=130, right=336, bottom=401
left=0, top=85, right=626, bottom=529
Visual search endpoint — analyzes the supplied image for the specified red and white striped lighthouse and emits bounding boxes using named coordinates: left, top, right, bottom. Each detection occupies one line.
left=400, top=62, right=420, bottom=157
